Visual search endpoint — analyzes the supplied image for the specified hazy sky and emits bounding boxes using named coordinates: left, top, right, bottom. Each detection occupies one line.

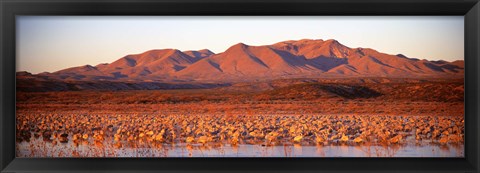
left=17, top=16, right=464, bottom=74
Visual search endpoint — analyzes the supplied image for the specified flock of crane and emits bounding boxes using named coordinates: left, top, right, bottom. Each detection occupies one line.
left=16, top=112, right=464, bottom=151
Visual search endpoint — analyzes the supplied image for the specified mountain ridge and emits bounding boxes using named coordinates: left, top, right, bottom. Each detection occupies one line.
left=24, top=39, right=464, bottom=82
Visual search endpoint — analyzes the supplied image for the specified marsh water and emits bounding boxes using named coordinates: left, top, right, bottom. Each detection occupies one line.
left=17, top=137, right=463, bottom=157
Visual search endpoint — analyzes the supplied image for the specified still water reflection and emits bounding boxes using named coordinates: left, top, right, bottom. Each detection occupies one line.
left=17, top=137, right=463, bottom=157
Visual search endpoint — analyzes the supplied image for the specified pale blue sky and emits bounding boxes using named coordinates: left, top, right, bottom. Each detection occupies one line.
left=17, top=16, right=464, bottom=74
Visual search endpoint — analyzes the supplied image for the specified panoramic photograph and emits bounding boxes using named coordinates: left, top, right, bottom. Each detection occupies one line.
left=16, top=16, right=464, bottom=157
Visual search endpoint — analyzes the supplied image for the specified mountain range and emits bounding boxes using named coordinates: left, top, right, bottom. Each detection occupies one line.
left=20, top=39, right=464, bottom=83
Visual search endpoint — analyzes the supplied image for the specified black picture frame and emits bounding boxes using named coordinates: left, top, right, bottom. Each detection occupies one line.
left=1, top=0, right=479, bottom=172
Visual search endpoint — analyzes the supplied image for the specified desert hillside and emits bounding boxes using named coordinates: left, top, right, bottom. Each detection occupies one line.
left=20, top=39, right=463, bottom=83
